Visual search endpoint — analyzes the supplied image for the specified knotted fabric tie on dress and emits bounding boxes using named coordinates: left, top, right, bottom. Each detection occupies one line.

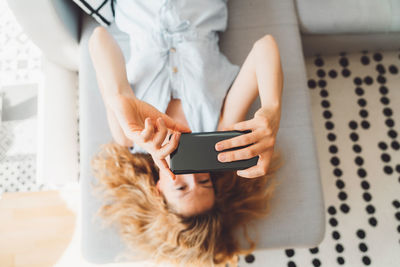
left=157, top=0, right=192, bottom=54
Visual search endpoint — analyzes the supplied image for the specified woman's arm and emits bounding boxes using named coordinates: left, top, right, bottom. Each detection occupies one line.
left=88, top=26, right=136, bottom=147
left=216, top=35, right=283, bottom=178
left=218, top=35, right=283, bottom=130
left=88, top=26, right=191, bottom=179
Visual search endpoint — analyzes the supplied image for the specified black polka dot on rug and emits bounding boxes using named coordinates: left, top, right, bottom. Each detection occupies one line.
left=285, top=249, right=295, bottom=258
left=379, top=85, right=389, bottom=94
left=350, top=132, right=359, bottom=142
left=369, top=217, right=378, bottom=227
left=337, top=256, right=345, bottom=265
left=244, top=254, right=255, bottom=263
left=358, top=98, right=367, bottom=107
left=366, top=204, right=375, bottom=214
left=356, top=229, right=366, bottom=239
left=381, top=153, right=391, bottom=162
left=389, top=65, right=398, bottom=74
left=320, top=89, right=329, bottom=97
left=396, top=164, right=400, bottom=173
left=329, top=218, right=338, bottom=227
left=353, top=144, right=362, bottom=153
left=318, top=79, right=327, bottom=88
left=342, top=68, right=351, bottom=77
left=362, top=255, right=371, bottom=265
left=325, top=121, right=334, bottom=130
left=385, top=118, right=394, bottom=127
left=314, top=57, right=324, bottom=67
left=308, top=79, right=317, bottom=89
left=380, top=96, right=390, bottom=105
left=335, top=244, right=344, bottom=253
left=338, top=191, right=347, bottom=201
left=354, top=77, right=362, bottom=85
left=388, top=130, right=397, bottom=139
left=391, top=140, right=400, bottom=150
left=328, top=69, right=337, bottom=78
left=361, top=181, right=370, bottom=190
left=349, top=120, right=358, bottom=130
left=363, top=192, right=372, bottom=202
left=330, top=156, right=340, bottom=166
left=309, top=247, right=319, bottom=254
left=397, top=225, right=400, bottom=233
left=383, top=107, right=393, bottom=117
left=328, top=206, right=337, bottom=215
left=339, top=57, right=349, bottom=67
left=312, top=258, right=321, bottom=267
left=332, top=230, right=341, bottom=240
left=329, top=145, right=338, bottom=154
left=355, top=87, right=364, bottom=96
left=323, top=110, right=332, bottom=119
left=359, top=109, right=368, bottom=118
left=288, top=261, right=296, bottom=267
left=333, top=168, right=343, bottom=177
left=340, top=203, right=350, bottom=213
left=373, top=52, right=383, bottom=62
left=396, top=212, right=400, bottom=221
left=317, top=69, right=326, bottom=78
left=355, top=156, right=364, bottom=166
left=383, top=166, right=393, bottom=174
left=336, top=179, right=345, bottom=189
left=363, top=76, right=373, bottom=85
left=378, top=141, right=387, bottom=150
left=376, top=64, right=385, bottom=74
left=393, top=200, right=400, bottom=209
left=321, top=100, right=330, bottom=108
left=377, top=75, right=386, bottom=84
left=361, top=120, right=370, bottom=129
left=359, top=242, right=368, bottom=252
left=327, top=133, right=337, bottom=141
left=360, top=55, right=370, bottom=65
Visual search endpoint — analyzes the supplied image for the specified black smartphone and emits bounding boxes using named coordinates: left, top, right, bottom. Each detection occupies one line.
left=169, top=130, right=258, bottom=174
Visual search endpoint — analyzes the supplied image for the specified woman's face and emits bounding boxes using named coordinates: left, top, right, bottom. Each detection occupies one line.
left=156, top=157, right=215, bottom=216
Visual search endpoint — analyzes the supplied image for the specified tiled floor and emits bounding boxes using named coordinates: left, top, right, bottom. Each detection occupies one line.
left=0, top=0, right=44, bottom=195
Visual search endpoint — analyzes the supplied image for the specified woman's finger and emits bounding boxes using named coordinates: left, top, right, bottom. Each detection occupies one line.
left=217, top=142, right=264, bottom=162
left=237, top=165, right=265, bottom=178
left=237, top=150, right=273, bottom=178
left=140, top=118, right=155, bottom=142
left=158, top=112, right=191, bottom=133
left=231, top=119, right=258, bottom=131
left=157, top=131, right=181, bottom=159
left=153, top=118, right=168, bottom=148
left=153, top=157, right=176, bottom=180
left=215, top=130, right=260, bottom=151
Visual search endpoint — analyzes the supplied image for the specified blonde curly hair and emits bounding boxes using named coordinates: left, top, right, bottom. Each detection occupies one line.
left=91, top=142, right=283, bottom=267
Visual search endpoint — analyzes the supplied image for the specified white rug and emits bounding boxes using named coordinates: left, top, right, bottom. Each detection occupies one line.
left=237, top=51, right=400, bottom=267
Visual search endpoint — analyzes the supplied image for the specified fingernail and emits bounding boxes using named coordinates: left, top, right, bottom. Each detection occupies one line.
left=218, top=154, right=225, bottom=162
left=216, top=143, right=222, bottom=151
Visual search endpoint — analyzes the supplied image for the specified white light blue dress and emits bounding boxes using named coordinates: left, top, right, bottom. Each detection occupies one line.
left=114, top=0, right=240, bottom=154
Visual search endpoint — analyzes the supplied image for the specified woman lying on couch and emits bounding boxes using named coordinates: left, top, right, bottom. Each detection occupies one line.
left=89, top=0, right=283, bottom=266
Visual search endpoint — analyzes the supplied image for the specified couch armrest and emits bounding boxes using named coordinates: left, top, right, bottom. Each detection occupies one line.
left=7, top=0, right=81, bottom=71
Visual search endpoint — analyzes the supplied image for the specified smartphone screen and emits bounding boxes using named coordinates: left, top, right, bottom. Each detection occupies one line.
left=169, top=131, right=258, bottom=174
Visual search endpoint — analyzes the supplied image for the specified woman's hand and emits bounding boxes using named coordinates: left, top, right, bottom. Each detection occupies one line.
left=215, top=106, right=281, bottom=178
left=107, top=93, right=191, bottom=179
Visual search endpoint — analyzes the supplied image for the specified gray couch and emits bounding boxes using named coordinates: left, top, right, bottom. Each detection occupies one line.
left=23, top=0, right=400, bottom=263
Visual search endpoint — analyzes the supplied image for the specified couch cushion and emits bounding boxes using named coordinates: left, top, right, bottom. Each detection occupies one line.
left=296, top=0, right=400, bottom=34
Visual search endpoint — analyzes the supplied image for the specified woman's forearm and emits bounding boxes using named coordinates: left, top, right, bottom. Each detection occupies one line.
left=218, top=35, right=283, bottom=130
left=88, top=26, right=135, bottom=109
left=254, top=35, right=283, bottom=110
